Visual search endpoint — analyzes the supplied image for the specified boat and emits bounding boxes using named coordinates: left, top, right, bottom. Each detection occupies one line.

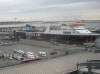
left=25, top=22, right=100, bottom=44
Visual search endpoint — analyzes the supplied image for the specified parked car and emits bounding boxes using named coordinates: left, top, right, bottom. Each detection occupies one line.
left=25, top=52, right=35, bottom=59
left=13, top=54, right=24, bottom=61
left=14, top=49, right=25, bottom=54
left=38, top=51, right=46, bottom=57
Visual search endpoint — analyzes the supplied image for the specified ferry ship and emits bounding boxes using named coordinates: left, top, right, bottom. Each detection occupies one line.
left=26, top=22, right=99, bottom=44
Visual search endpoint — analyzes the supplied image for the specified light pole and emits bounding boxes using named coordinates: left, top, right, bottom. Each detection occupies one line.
left=14, top=17, right=17, bottom=24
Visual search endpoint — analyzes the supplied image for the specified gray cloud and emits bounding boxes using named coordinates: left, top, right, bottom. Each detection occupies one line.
left=0, top=0, right=100, bottom=21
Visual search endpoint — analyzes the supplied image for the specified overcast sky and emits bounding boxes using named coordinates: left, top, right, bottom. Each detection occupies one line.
left=0, top=0, right=100, bottom=21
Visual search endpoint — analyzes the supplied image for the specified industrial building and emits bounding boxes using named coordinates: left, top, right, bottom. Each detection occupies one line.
left=0, top=24, right=26, bottom=39
left=0, top=23, right=59, bottom=39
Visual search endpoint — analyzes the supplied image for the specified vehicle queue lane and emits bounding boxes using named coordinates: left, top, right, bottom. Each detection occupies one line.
left=0, top=52, right=99, bottom=74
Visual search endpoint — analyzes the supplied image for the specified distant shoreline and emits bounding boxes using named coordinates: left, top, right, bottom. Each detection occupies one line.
left=0, top=20, right=100, bottom=25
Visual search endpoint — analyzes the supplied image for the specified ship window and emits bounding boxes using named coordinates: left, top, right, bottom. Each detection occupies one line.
left=63, top=32, right=71, bottom=34
left=62, top=24, right=66, bottom=26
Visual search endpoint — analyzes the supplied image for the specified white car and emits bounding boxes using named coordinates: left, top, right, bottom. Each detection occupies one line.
left=14, top=49, right=25, bottom=54
left=16, top=56, right=24, bottom=60
left=38, top=51, right=46, bottom=57
left=26, top=52, right=35, bottom=59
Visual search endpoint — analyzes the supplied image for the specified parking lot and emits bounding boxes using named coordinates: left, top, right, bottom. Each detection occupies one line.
left=0, top=39, right=88, bottom=68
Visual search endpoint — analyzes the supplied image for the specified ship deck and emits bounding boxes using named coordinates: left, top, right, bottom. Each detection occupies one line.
left=25, top=32, right=100, bottom=36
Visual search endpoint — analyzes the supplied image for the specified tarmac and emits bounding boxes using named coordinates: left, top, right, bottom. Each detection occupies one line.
left=0, top=39, right=99, bottom=74
left=0, top=52, right=99, bottom=74
left=0, top=39, right=86, bottom=59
